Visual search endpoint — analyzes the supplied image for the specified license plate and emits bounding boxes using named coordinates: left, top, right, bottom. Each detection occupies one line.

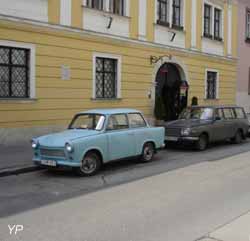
left=165, top=136, right=178, bottom=141
left=41, top=160, right=57, bottom=167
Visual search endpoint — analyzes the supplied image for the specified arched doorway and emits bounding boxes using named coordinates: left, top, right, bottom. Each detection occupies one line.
left=154, top=63, right=188, bottom=121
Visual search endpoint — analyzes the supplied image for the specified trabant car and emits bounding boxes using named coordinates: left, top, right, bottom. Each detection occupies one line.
left=164, top=106, right=249, bottom=151
left=32, top=109, right=165, bottom=176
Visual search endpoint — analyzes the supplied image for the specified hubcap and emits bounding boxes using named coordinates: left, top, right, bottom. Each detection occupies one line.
left=144, top=146, right=153, bottom=161
left=236, top=132, right=242, bottom=143
left=81, top=156, right=97, bottom=174
left=199, top=137, right=207, bottom=150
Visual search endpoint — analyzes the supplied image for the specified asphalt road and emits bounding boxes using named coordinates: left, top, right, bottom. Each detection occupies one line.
left=0, top=141, right=250, bottom=241
left=1, top=140, right=250, bottom=217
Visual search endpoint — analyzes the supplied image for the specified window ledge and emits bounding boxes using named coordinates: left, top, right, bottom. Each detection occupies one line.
left=204, top=98, right=219, bottom=101
left=202, top=36, right=224, bottom=44
left=83, top=6, right=130, bottom=19
left=0, top=98, right=37, bottom=103
left=154, top=23, right=185, bottom=33
left=91, top=98, right=122, bottom=101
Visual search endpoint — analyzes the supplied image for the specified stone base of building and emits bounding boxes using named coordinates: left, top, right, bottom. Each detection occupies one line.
left=237, top=91, right=250, bottom=114
left=0, top=125, right=65, bottom=146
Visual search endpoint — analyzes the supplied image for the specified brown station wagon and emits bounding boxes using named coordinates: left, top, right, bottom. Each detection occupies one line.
left=164, top=106, right=249, bottom=151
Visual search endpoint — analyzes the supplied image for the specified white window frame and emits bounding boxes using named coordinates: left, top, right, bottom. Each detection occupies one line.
left=83, top=0, right=130, bottom=17
left=246, top=8, right=250, bottom=39
left=92, top=53, right=122, bottom=99
left=204, top=69, right=219, bottom=100
left=0, top=40, right=36, bottom=99
left=155, top=0, right=185, bottom=30
left=202, top=0, right=224, bottom=40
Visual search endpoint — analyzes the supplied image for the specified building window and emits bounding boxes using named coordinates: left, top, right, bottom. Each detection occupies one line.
left=246, top=9, right=250, bottom=41
left=109, top=0, right=125, bottom=16
left=206, top=71, right=218, bottom=99
left=157, top=0, right=170, bottom=26
left=86, top=0, right=104, bottom=10
left=95, top=57, right=117, bottom=99
left=172, top=0, right=182, bottom=28
left=204, top=4, right=212, bottom=38
left=203, top=3, right=223, bottom=41
left=0, top=46, right=30, bottom=98
left=214, top=8, right=222, bottom=40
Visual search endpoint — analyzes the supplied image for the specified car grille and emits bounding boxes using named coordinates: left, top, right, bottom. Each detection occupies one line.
left=40, top=148, right=65, bottom=158
left=165, top=128, right=181, bottom=137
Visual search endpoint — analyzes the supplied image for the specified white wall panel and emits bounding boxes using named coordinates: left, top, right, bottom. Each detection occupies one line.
left=154, top=25, right=185, bottom=49
left=202, top=38, right=224, bottom=56
left=0, top=0, right=48, bottom=22
left=83, top=8, right=129, bottom=38
left=138, top=0, right=147, bottom=40
left=60, top=0, right=71, bottom=26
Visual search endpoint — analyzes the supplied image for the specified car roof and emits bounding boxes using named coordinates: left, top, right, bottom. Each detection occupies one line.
left=77, top=108, right=142, bottom=115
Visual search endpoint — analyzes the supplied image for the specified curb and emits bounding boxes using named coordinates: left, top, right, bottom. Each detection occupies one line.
left=0, top=165, right=42, bottom=178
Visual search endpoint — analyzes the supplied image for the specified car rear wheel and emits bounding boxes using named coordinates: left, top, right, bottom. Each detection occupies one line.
left=77, top=152, right=101, bottom=177
left=231, top=130, right=243, bottom=144
left=196, top=134, right=208, bottom=151
left=140, top=143, right=155, bottom=162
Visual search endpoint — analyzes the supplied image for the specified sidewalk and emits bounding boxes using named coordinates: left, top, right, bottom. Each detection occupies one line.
left=0, top=143, right=39, bottom=177
left=200, top=211, right=250, bottom=241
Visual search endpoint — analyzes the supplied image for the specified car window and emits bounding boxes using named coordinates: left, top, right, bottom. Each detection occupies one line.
left=128, top=113, right=147, bottom=128
left=234, top=108, right=246, bottom=119
left=69, top=114, right=105, bottom=130
left=215, top=108, right=224, bottom=119
left=107, top=114, right=129, bottom=130
left=223, top=108, right=235, bottom=119
left=179, top=107, right=214, bottom=120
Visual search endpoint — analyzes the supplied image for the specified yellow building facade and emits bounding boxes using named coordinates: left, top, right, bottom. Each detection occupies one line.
left=0, top=0, right=238, bottom=144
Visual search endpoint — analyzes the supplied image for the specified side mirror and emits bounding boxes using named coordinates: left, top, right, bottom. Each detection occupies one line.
left=215, top=116, right=221, bottom=121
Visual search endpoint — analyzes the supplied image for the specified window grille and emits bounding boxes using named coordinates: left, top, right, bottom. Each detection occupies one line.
left=95, top=57, right=117, bottom=99
left=0, top=46, right=30, bottom=98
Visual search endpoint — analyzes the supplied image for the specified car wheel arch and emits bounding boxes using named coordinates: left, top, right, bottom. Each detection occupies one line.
left=200, top=132, right=209, bottom=142
left=82, top=148, right=104, bottom=164
left=142, top=140, right=156, bottom=153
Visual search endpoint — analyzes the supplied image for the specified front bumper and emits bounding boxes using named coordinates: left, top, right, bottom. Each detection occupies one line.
left=33, top=158, right=81, bottom=168
left=165, top=136, right=199, bottom=142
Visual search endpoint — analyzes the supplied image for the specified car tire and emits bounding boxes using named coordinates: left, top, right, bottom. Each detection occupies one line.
left=196, top=134, right=208, bottom=151
left=76, top=152, right=102, bottom=177
left=140, top=143, right=155, bottom=163
left=231, top=130, right=243, bottom=144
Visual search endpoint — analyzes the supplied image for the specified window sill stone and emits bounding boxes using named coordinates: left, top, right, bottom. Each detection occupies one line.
left=0, top=98, right=38, bottom=103
left=91, top=98, right=122, bottom=101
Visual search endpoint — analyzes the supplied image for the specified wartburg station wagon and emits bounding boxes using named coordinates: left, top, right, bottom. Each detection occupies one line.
left=32, top=109, right=165, bottom=176
left=164, top=106, right=249, bottom=150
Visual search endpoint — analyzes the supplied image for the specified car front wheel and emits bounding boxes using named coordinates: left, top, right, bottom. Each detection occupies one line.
left=140, top=143, right=155, bottom=162
left=196, top=134, right=208, bottom=151
left=77, top=152, right=101, bottom=177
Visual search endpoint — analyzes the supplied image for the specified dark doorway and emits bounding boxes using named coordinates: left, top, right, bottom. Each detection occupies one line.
left=155, top=63, right=188, bottom=121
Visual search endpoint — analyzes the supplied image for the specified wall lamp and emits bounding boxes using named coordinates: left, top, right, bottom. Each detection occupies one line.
left=150, top=55, right=172, bottom=65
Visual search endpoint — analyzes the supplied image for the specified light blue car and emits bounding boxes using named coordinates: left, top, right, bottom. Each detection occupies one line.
left=32, top=108, right=165, bottom=176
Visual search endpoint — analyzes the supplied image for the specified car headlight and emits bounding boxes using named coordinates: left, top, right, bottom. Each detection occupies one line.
left=181, top=128, right=191, bottom=136
left=65, top=143, right=74, bottom=153
left=31, top=139, right=39, bottom=149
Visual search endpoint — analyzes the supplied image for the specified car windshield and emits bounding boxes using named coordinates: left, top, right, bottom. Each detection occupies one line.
left=69, top=114, right=105, bottom=130
left=179, top=108, right=214, bottom=120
